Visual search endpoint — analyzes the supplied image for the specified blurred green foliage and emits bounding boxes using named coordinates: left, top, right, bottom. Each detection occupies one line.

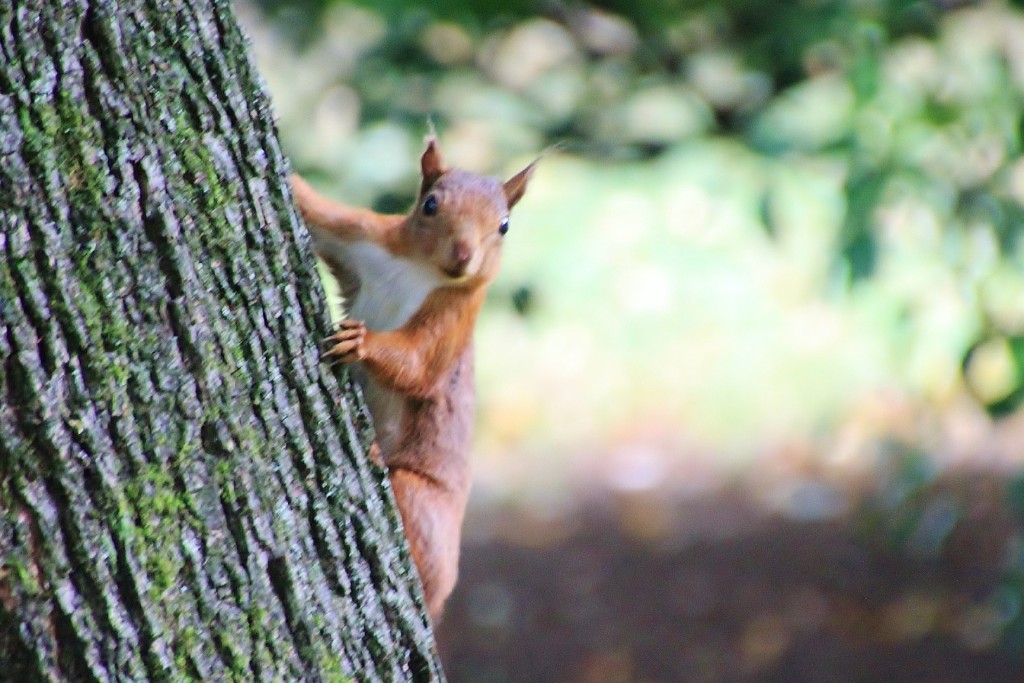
left=244, top=0, right=1024, bottom=434
left=241, top=0, right=1024, bottom=653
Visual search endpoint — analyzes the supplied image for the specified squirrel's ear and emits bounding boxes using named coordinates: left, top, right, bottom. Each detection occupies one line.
left=420, top=137, right=447, bottom=195
left=503, top=160, right=537, bottom=208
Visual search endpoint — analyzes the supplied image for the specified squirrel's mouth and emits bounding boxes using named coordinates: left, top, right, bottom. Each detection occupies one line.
left=443, top=264, right=469, bottom=279
left=443, top=241, right=474, bottom=279
left=442, top=255, right=474, bottom=279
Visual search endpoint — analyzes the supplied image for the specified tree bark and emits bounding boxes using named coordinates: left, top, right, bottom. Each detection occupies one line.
left=0, top=1, right=443, bottom=680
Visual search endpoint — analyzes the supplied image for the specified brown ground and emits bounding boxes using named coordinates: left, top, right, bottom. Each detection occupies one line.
left=436, top=474, right=1024, bottom=683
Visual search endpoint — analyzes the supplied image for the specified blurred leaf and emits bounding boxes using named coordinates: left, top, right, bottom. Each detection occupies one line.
left=511, top=285, right=535, bottom=317
left=982, top=390, right=1024, bottom=420
left=988, top=336, right=1024, bottom=417
left=1006, top=476, right=1024, bottom=518
left=837, top=170, right=887, bottom=283
left=840, top=232, right=878, bottom=284
left=962, top=335, right=1024, bottom=419
left=341, top=0, right=538, bottom=25
left=995, top=200, right=1024, bottom=255
left=849, top=24, right=883, bottom=103
left=923, top=97, right=960, bottom=126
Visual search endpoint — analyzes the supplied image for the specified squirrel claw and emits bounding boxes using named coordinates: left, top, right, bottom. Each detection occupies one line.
left=321, top=319, right=367, bottom=364
left=322, top=342, right=364, bottom=364
left=331, top=318, right=366, bottom=330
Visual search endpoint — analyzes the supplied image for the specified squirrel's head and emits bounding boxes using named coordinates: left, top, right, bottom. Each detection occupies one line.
left=404, top=138, right=535, bottom=285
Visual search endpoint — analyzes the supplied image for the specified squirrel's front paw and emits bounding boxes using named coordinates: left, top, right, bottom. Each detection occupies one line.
left=322, top=319, right=367, bottom=364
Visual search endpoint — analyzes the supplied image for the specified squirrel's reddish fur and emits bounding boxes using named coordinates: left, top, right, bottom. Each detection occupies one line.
left=291, top=139, right=534, bottom=620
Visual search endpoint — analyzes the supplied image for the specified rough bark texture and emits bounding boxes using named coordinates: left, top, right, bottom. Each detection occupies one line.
left=0, top=1, right=443, bottom=680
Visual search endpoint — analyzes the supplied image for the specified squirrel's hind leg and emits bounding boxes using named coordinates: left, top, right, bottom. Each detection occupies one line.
left=388, top=467, right=464, bottom=622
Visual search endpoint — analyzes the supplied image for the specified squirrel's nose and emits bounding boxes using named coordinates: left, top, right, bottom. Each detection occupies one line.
left=449, top=240, right=473, bottom=274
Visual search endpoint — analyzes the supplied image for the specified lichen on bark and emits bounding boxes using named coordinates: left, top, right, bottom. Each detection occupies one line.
left=0, top=1, right=443, bottom=680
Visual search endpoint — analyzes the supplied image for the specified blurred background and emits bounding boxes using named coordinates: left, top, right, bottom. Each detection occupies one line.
left=239, top=0, right=1024, bottom=679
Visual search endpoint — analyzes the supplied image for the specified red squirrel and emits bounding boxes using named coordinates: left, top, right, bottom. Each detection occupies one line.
left=291, top=138, right=535, bottom=620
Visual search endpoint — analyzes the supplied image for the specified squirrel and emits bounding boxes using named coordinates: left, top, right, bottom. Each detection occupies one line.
left=291, top=137, right=535, bottom=621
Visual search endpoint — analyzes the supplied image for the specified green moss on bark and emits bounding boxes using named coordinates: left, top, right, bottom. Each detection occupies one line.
left=0, top=1, right=442, bottom=680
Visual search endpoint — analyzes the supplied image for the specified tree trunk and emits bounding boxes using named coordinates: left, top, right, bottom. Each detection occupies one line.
left=0, top=1, right=443, bottom=680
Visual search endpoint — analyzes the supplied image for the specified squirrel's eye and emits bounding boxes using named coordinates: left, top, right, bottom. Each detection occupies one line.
left=499, top=217, right=509, bottom=236
left=423, top=195, right=438, bottom=216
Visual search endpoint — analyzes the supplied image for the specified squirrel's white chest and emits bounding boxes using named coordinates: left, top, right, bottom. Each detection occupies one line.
left=325, top=240, right=444, bottom=331
left=331, top=241, right=445, bottom=452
